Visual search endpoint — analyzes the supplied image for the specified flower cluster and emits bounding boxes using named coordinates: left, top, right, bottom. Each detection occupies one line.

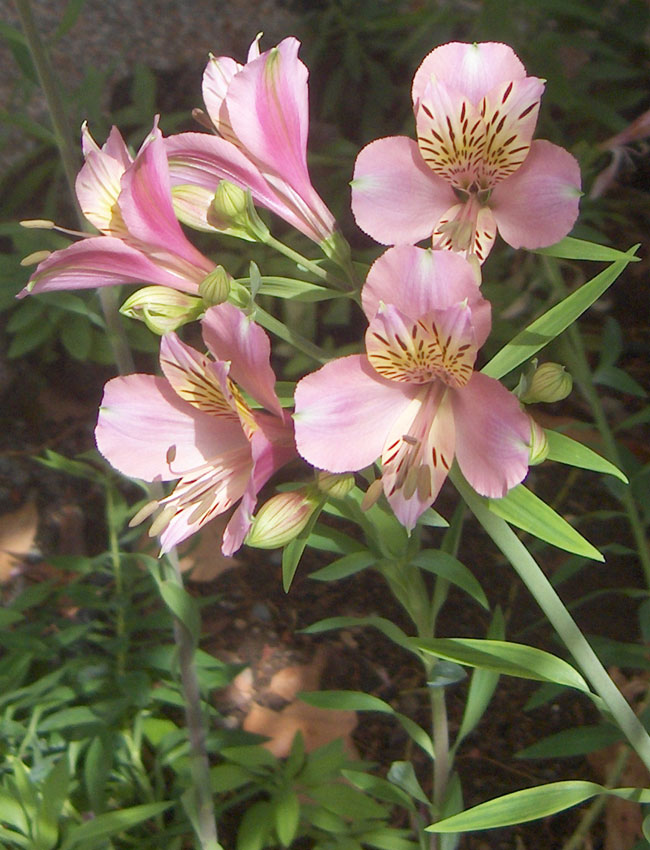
left=22, top=38, right=581, bottom=554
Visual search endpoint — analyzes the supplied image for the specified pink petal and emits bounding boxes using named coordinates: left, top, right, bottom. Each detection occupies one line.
left=202, top=54, right=241, bottom=140
left=95, top=374, right=247, bottom=482
left=451, top=372, right=530, bottom=498
left=412, top=42, right=526, bottom=107
left=158, top=446, right=253, bottom=552
left=22, top=236, right=189, bottom=296
left=382, top=387, right=455, bottom=530
left=201, top=304, right=284, bottom=418
left=119, top=122, right=213, bottom=277
left=362, top=245, right=486, bottom=333
left=490, top=139, right=582, bottom=249
left=351, top=137, right=455, bottom=245
left=75, top=147, right=127, bottom=236
left=294, top=355, right=417, bottom=473
left=165, top=132, right=326, bottom=241
left=222, top=424, right=296, bottom=555
left=159, top=333, right=240, bottom=419
left=226, top=38, right=310, bottom=202
left=80, top=124, right=132, bottom=169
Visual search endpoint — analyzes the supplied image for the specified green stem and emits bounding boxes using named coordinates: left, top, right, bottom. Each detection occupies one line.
left=14, top=0, right=135, bottom=375
left=263, top=233, right=352, bottom=293
left=106, top=484, right=126, bottom=678
left=452, top=467, right=650, bottom=774
left=253, top=305, right=331, bottom=364
left=431, top=687, right=450, bottom=814
left=163, top=548, right=222, bottom=850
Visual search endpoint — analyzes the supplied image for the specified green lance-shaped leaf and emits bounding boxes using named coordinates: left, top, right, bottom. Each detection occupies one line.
left=426, top=781, right=650, bottom=833
left=157, top=580, right=201, bottom=646
left=273, top=788, right=301, bottom=847
left=454, top=607, right=505, bottom=748
left=300, top=690, right=434, bottom=757
left=487, top=485, right=604, bottom=561
left=482, top=249, right=637, bottom=380
left=545, top=430, right=628, bottom=482
left=60, top=802, right=173, bottom=849
left=535, top=236, right=641, bottom=262
left=257, top=276, right=344, bottom=302
left=415, top=638, right=591, bottom=692
left=411, top=550, right=488, bottom=610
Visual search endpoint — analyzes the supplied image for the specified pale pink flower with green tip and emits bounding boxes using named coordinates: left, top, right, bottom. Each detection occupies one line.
left=351, top=42, right=581, bottom=264
left=95, top=303, right=296, bottom=555
left=21, top=119, right=214, bottom=298
left=164, top=36, right=339, bottom=249
left=294, top=245, right=532, bottom=529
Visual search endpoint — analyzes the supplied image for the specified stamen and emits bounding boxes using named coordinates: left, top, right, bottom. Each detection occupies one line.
left=129, top=499, right=160, bottom=528
left=361, top=478, right=384, bottom=511
left=20, top=251, right=51, bottom=267
left=148, top=504, right=177, bottom=537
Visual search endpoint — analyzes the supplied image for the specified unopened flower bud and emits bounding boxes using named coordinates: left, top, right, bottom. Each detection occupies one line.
left=520, top=362, right=573, bottom=404
left=120, top=286, right=203, bottom=334
left=246, top=490, right=319, bottom=549
left=316, top=471, right=355, bottom=499
left=199, top=266, right=232, bottom=306
left=207, top=181, right=270, bottom=242
left=528, top=417, right=549, bottom=466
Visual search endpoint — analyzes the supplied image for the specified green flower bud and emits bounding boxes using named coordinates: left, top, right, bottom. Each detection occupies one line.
left=199, top=265, right=232, bottom=306
left=246, top=490, right=319, bottom=549
left=207, top=181, right=270, bottom=242
left=520, top=362, right=573, bottom=404
left=528, top=417, right=549, bottom=466
left=316, top=471, right=355, bottom=499
left=120, top=286, right=203, bottom=334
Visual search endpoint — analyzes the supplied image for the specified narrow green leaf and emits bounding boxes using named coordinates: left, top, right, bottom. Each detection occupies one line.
left=282, top=503, right=325, bottom=591
left=416, top=638, right=590, bottom=692
left=36, top=758, right=69, bottom=850
left=157, top=580, right=201, bottom=646
left=237, top=800, right=273, bottom=850
left=455, top=607, right=505, bottom=747
left=301, top=615, right=414, bottom=654
left=300, top=690, right=433, bottom=756
left=357, top=828, right=420, bottom=850
left=210, top=764, right=253, bottom=792
left=273, top=789, right=300, bottom=847
left=534, top=237, right=640, bottom=262
left=386, top=761, right=430, bottom=806
left=342, top=768, right=416, bottom=810
left=258, top=276, right=341, bottom=302
left=62, top=802, right=172, bottom=848
left=411, top=550, right=488, bottom=609
left=517, top=724, right=621, bottom=759
left=487, top=485, right=604, bottom=561
left=309, top=783, right=388, bottom=820
left=426, top=781, right=650, bottom=833
left=545, top=430, right=628, bottom=482
left=309, top=550, right=376, bottom=581
left=482, top=253, right=635, bottom=380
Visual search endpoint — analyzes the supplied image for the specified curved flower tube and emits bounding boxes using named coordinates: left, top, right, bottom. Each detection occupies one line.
left=351, top=42, right=581, bottom=263
left=165, top=36, right=338, bottom=249
left=21, top=119, right=214, bottom=297
left=96, top=303, right=296, bottom=555
left=294, top=246, right=532, bottom=529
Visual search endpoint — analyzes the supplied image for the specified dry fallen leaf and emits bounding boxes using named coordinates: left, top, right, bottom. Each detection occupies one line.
left=0, top=499, right=39, bottom=582
left=243, top=700, right=358, bottom=758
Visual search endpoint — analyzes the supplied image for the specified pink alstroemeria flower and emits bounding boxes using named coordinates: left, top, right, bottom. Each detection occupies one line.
left=164, top=36, right=338, bottom=248
left=294, top=245, right=532, bottom=529
left=22, top=119, right=214, bottom=297
left=95, top=303, right=296, bottom=555
left=351, top=42, right=581, bottom=263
